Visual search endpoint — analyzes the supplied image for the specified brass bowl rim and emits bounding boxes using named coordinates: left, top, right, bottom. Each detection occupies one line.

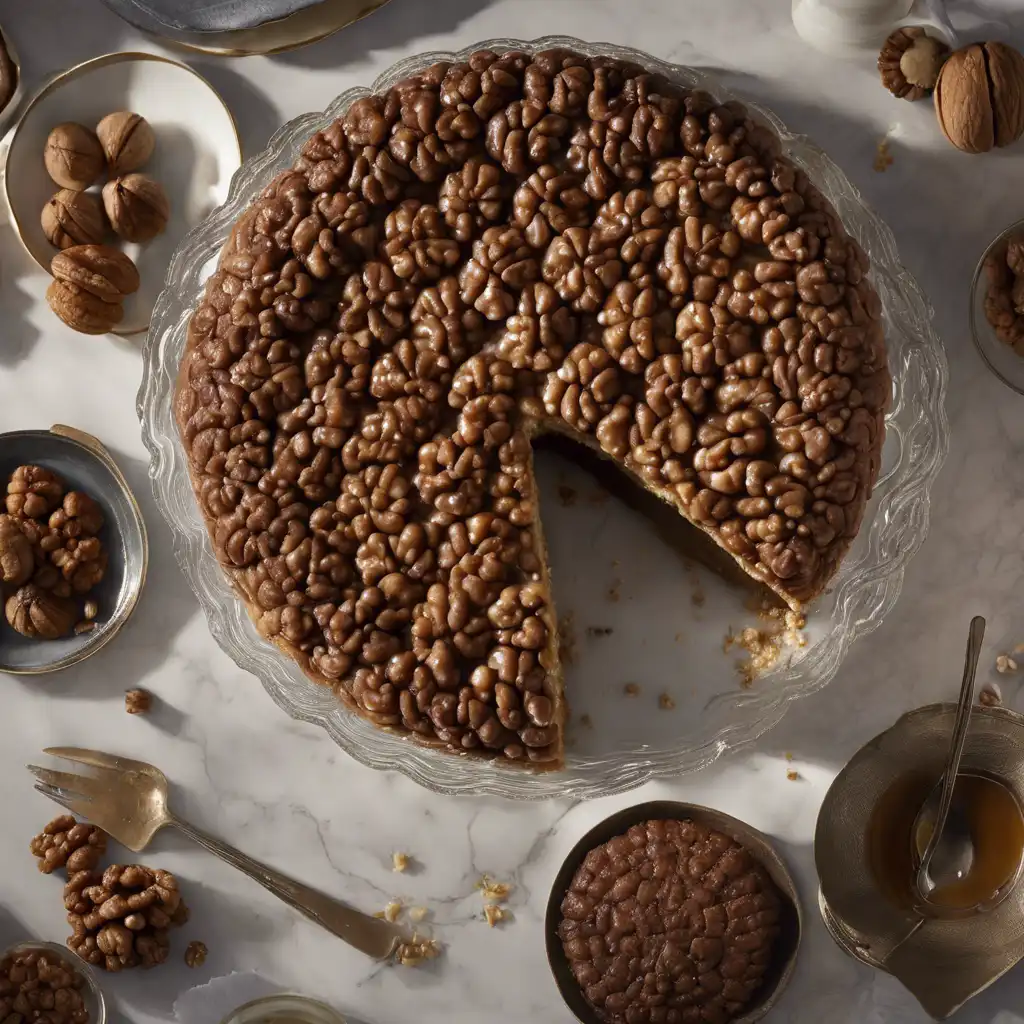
left=0, top=423, right=148, bottom=675
left=544, top=800, right=803, bottom=1024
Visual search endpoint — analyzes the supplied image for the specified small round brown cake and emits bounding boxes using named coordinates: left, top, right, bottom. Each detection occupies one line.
left=557, top=818, right=782, bottom=1024
left=177, top=47, right=888, bottom=769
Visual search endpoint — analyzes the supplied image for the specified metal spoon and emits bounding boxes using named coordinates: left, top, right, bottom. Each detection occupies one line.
left=913, top=615, right=986, bottom=902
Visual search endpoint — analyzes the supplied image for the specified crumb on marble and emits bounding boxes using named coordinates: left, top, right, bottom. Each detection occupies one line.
left=624, top=682, right=640, bottom=697
left=579, top=713, right=593, bottom=729
left=483, top=904, right=509, bottom=927
left=408, top=906, right=429, bottom=923
left=557, top=484, right=577, bottom=507
left=607, top=578, right=621, bottom=603
left=184, top=940, right=207, bottom=968
left=586, top=625, right=613, bottom=638
left=691, top=586, right=706, bottom=608
left=558, top=612, right=577, bottom=666
left=725, top=609, right=807, bottom=688
left=979, top=683, right=1003, bottom=708
left=658, top=692, right=676, bottom=711
left=996, top=654, right=1019, bottom=674
left=395, top=934, right=441, bottom=967
left=383, top=900, right=402, bottom=923
left=124, top=688, right=152, bottom=715
left=392, top=851, right=410, bottom=873
left=1014, top=643, right=1024, bottom=655
left=477, top=875, right=512, bottom=903
left=786, top=769, right=800, bottom=782
left=873, top=137, right=894, bottom=172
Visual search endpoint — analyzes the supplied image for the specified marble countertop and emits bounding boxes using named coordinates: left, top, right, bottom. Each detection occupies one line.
left=2, top=1, right=1024, bottom=1021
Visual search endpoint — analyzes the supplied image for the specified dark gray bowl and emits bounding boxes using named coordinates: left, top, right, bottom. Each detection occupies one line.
left=0, top=425, right=147, bottom=674
left=545, top=801, right=803, bottom=1024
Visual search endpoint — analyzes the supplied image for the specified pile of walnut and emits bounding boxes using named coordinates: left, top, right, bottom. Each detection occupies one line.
left=41, top=111, right=170, bottom=334
left=31, top=815, right=190, bottom=972
left=1, top=466, right=107, bottom=640
left=984, top=233, right=1024, bottom=354
left=879, top=30, right=1024, bottom=155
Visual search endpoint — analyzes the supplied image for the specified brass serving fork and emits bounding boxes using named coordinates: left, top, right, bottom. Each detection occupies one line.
left=29, top=747, right=403, bottom=960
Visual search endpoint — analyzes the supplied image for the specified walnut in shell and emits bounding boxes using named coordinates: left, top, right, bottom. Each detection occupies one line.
left=879, top=28, right=949, bottom=101
left=96, top=111, right=155, bottom=175
left=44, top=123, right=105, bottom=190
left=102, top=173, right=169, bottom=242
left=41, top=189, right=108, bottom=250
left=5, top=583, right=77, bottom=639
left=935, top=42, right=1024, bottom=152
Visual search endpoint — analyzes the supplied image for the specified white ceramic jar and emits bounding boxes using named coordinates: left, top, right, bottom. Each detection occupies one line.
left=792, top=0, right=915, bottom=55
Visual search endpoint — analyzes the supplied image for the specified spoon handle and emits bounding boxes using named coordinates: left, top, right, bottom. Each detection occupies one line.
left=168, top=813, right=402, bottom=960
left=921, top=615, right=986, bottom=872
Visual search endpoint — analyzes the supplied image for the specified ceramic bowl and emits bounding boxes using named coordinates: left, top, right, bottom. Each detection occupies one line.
left=0, top=425, right=147, bottom=674
left=970, top=217, right=1024, bottom=396
left=3, top=51, right=240, bottom=335
left=544, top=800, right=802, bottom=1024
left=0, top=940, right=106, bottom=1024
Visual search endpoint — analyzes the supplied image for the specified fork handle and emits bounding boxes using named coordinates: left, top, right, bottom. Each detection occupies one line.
left=169, top=814, right=400, bottom=960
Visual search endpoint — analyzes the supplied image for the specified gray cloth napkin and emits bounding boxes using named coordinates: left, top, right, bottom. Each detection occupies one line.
left=109, top=0, right=327, bottom=33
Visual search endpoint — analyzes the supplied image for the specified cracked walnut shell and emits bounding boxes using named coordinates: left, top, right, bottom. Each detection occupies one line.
left=48, top=243, right=140, bottom=334
left=879, top=28, right=949, bottom=101
left=42, top=189, right=108, bottom=250
left=5, top=583, right=77, bottom=638
left=96, top=111, right=155, bottom=175
left=44, top=122, right=104, bottom=190
left=935, top=42, right=1024, bottom=152
left=103, top=173, right=169, bottom=242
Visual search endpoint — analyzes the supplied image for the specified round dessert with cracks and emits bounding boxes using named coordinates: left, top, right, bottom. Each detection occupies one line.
left=557, top=818, right=782, bottom=1024
left=177, top=47, right=888, bottom=769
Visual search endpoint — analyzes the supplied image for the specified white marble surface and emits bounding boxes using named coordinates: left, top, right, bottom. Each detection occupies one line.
left=3, top=0, right=1024, bottom=1021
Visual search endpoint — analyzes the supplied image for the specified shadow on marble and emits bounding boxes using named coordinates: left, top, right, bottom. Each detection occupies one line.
left=269, top=0, right=497, bottom=70
left=0, top=903, right=31, bottom=948
left=12, top=445, right=199, bottom=703
left=186, top=60, right=282, bottom=159
left=0, top=215, right=41, bottom=369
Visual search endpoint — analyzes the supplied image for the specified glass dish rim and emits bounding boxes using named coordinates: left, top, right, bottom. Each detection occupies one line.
left=969, top=216, right=1024, bottom=397
left=137, top=34, right=949, bottom=800
left=1, top=939, right=107, bottom=1024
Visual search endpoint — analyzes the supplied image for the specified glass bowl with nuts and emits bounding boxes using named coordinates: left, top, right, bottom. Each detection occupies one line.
left=0, top=940, right=106, bottom=1024
left=0, top=425, right=147, bottom=675
left=971, top=217, right=1024, bottom=395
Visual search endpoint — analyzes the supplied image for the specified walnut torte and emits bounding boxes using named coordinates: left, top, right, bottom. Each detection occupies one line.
left=176, top=48, right=889, bottom=769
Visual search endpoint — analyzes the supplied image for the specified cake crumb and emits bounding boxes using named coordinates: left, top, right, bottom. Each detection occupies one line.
left=607, top=578, right=621, bottom=602
left=483, top=904, right=508, bottom=927
left=477, top=875, right=512, bottom=903
left=392, top=851, right=410, bottom=873
left=996, top=654, right=1019, bottom=674
left=557, top=484, right=577, bottom=507
left=691, top=587, right=706, bottom=608
left=579, top=713, right=593, bottom=729
left=586, top=625, right=613, bottom=638
left=408, top=906, right=429, bottom=923
left=979, top=683, right=1002, bottom=708
left=658, top=692, right=676, bottom=711
left=396, top=934, right=441, bottom=967
left=558, top=612, right=577, bottom=666
left=786, top=769, right=800, bottom=782
left=383, top=900, right=402, bottom=923
left=873, top=137, right=893, bottom=172
left=624, top=682, right=641, bottom=697
left=726, top=608, right=807, bottom=687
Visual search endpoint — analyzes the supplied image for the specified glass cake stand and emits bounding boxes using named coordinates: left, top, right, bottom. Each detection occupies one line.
left=138, top=36, right=949, bottom=800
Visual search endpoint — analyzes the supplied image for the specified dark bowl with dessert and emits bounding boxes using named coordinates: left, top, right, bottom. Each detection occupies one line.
left=545, top=800, right=802, bottom=1024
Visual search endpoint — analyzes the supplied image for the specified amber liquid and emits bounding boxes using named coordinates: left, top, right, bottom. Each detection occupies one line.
left=867, top=772, right=1024, bottom=912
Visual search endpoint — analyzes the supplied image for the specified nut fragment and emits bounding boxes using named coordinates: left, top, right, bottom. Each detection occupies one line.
left=125, top=688, right=152, bottom=714
left=44, top=122, right=104, bottom=190
left=103, top=173, right=170, bottom=242
left=878, top=28, right=949, bottom=100
left=392, top=851, right=410, bottom=872
left=96, top=111, right=155, bottom=175
left=996, top=654, right=1019, bottom=674
left=483, top=903, right=507, bottom=926
left=5, top=583, right=77, bottom=638
left=42, top=189, right=108, bottom=249
left=31, top=815, right=108, bottom=875
left=395, top=934, right=441, bottom=967
left=183, top=940, right=207, bottom=968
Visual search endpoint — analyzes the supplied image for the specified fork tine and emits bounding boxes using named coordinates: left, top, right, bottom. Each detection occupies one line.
left=33, top=782, right=96, bottom=821
left=28, top=765, right=110, bottom=800
left=43, top=746, right=153, bottom=774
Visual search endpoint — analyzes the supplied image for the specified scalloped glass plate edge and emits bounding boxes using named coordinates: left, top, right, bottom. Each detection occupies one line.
left=138, top=35, right=949, bottom=800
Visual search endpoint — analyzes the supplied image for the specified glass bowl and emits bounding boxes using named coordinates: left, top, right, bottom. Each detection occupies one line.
left=138, top=35, right=949, bottom=800
left=221, top=994, right=348, bottom=1024
left=1, top=940, right=107, bottom=1024
left=970, top=217, right=1024, bottom=396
